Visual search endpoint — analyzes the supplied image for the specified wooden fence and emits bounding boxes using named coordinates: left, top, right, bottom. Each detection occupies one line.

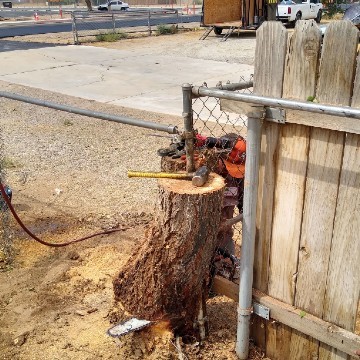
left=219, top=20, right=360, bottom=359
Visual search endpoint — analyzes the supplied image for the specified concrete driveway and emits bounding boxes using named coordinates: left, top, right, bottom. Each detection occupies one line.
left=0, top=43, right=254, bottom=116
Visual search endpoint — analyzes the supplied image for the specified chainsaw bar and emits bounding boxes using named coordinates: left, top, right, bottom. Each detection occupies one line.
left=107, top=318, right=152, bottom=337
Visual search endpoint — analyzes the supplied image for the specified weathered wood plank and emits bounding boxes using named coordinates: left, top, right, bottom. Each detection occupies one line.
left=295, top=128, right=344, bottom=315
left=212, top=276, right=360, bottom=358
left=279, top=21, right=322, bottom=360
left=320, top=133, right=360, bottom=359
left=253, top=21, right=287, bottom=98
left=251, top=21, right=288, bottom=352
left=267, top=120, right=309, bottom=298
left=286, top=110, right=360, bottom=135
left=316, top=21, right=358, bottom=106
left=214, top=276, right=360, bottom=357
left=311, top=20, right=359, bottom=360
left=265, top=121, right=308, bottom=360
left=352, top=55, right=360, bottom=107
left=253, top=20, right=287, bottom=294
left=266, top=20, right=320, bottom=360
left=282, top=20, right=321, bottom=101
left=220, top=101, right=360, bottom=135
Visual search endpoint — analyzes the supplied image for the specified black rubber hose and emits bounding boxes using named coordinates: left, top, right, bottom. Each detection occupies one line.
left=0, top=181, right=124, bottom=247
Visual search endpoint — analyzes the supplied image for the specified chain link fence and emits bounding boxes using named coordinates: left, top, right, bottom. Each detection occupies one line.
left=191, top=75, right=253, bottom=285
left=72, top=9, right=180, bottom=43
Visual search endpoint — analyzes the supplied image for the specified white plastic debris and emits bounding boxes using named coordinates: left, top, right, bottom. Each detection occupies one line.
left=107, top=318, right=151, bottom=337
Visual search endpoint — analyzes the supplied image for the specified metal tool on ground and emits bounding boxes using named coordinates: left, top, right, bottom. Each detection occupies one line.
left=127, top=166, right=210, bottom=187
left=0, top=185, right=12, bottom=211
left=156, top=133, right=185, bottom=158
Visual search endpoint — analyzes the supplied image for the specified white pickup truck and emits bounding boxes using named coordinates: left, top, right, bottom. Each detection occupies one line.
left=277, top=0, right=323, bottom=24
left=98, top=0, right=129, bottom=11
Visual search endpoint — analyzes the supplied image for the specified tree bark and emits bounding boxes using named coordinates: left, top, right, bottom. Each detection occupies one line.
left=113, top=174, right=225, bottom=337
left=85, top=0, right=92, bottom=11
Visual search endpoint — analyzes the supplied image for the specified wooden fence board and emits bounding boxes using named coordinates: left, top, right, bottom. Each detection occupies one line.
left=253, top=22, right=287, bottom=352
left=285, top=110, right=360, bottom=135
left=316, top=21, right=358, bottom=106
left=319, top=133, right=360, bottom=360
left=267, top=20, right=318, bottom=359
left=278, top=20, right=322, bottom=359
left=251, top=21, right=287, bottom=351
left=220, top=101, right=360, bottom=136
left=213, top=276, right=360, bottom=358
left=266, top=122, right=309, bottom=359
left=282, top=20, right=321, bottom=101
left=313, top=20, right=359, bottom=360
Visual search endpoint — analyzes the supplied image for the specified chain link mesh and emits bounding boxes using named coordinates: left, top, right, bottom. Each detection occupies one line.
left=192, top=75, right=253, bottom=285
left=72, top=10, right=180, bottom=43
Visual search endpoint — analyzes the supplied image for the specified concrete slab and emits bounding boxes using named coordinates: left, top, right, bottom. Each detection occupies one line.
left=0, top=45, right=254, bottom=116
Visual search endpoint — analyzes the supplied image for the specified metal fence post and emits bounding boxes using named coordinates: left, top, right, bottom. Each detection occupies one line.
left=112, top=13, right=116, bottom=33
left=71, top=12, right=79, bottom=45
left=148, top=11, right=152, bottom=36
left=236, top=108, right=263, bottom=359
left=182, top=83, right=195, bottom=173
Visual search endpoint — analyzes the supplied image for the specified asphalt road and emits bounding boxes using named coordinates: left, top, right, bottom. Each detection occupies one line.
left=0, top=13, right=200, bottom=38
left=0, top=8, right=60, bottom=17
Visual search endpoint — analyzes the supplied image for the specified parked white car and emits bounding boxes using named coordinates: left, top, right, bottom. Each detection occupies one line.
left=98, top=1, right=129, bottom=11
left=277, top=0, right=323, bottom=24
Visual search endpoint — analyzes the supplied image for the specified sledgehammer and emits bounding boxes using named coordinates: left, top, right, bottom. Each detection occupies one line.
left=127, top=166, right=210, bottom=187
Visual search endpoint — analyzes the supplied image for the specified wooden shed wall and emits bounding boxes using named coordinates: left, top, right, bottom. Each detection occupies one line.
left=203, top=0, right=241, bottom=25
left=203, top=0, right=264, bottom=26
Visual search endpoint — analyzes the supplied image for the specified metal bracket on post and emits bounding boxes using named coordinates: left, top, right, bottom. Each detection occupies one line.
left=253, top=302, right=270, bottom=320
left=265, top=107, right=286, bottom=124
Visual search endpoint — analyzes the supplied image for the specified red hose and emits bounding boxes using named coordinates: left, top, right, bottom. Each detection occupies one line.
left=0, top=181, right=124, bottom=247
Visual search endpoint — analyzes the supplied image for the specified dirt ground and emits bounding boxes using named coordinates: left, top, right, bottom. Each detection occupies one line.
left=0, top=78, right=264, bottom=360
left=0, top=26, right=359, bottom=360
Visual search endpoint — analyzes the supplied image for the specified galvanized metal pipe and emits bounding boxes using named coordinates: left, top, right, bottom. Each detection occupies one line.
left=0, top=91, right=179, bottom=134
left=236, top=111, right=262, bottom=359
left=215, top=80, right=253, bottom=91
left=182, top=83, right=195, bottom=173
left=192, top=86, right=360, bottom=119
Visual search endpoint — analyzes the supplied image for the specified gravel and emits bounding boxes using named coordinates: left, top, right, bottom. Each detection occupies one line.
left=0, top=29, right=256, bottom=222
left=0, top=80, right=183, bottom=220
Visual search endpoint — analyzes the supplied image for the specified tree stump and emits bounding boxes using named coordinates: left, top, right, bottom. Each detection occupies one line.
left=113, top=174, right=225, bottom=337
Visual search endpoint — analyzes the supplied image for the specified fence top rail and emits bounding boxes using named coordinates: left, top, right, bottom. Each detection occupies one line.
left=192, top=86, right=360, bottom=120
left=0, top=91, right=179, bottom=135
left=72, top=9, right=178, bottom=17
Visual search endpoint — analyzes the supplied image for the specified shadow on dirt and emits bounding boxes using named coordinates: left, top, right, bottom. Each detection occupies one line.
left=0, top=40, right=66, bottom=52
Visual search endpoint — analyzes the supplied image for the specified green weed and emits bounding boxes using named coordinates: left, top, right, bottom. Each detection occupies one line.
left=156, top=24, right=178, bottom=35
left=0, top=157, right=17, bottom=169
left=96, top=32, right=127, bottom=42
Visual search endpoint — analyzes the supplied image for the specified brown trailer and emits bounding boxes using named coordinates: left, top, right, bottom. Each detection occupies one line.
left=200, top=0, right=269, bottom=39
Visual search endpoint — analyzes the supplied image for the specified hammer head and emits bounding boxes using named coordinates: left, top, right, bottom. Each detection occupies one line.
left=192, top=166, right=210, bottom=187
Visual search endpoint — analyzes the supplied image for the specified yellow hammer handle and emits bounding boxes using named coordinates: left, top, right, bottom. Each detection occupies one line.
left=127, top=171, right=191, bottom=180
